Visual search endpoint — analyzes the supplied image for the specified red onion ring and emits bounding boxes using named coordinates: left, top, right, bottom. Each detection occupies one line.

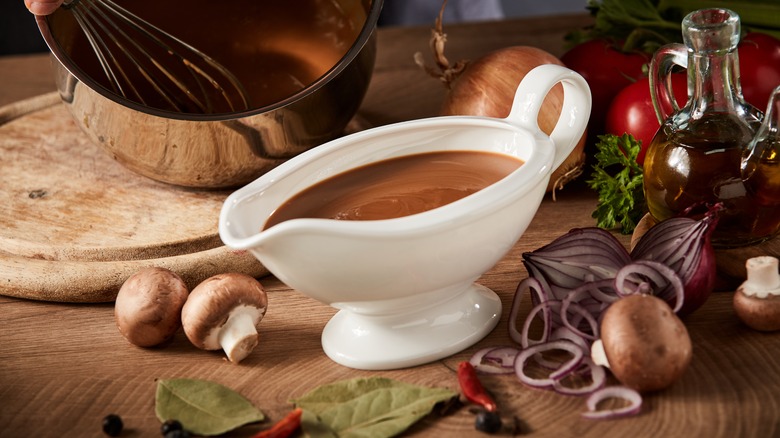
left=519, top=301, right=559, bottom=348
left=509, top=278, right=548, bottom=345
left=581, top=386, right=643, bottom=420
left=560, top=299, right=599, bottom=341
left=469, top=346, right=520, bottom=374
left=484, top=347, right=520, bottom=368
left=513, top=340, right=584, bottom=388
left=552, top=358, right=606, bottom=395
left=582, top=278, right=620, bottom=304
left=615, top=260, right=684, bottom=313
left=549, top=326, right=590, bottom=354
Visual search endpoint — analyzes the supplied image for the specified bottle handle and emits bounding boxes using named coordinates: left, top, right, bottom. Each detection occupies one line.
left=649, top=43, right=688, bottom=124
left=506, top=64, right=591, bottom=171
left=742, top=85, right=780, bottom=179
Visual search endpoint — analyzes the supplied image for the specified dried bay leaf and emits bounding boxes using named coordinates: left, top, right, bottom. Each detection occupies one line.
left=155, top=378, right=265, bottom=436
left=291, top=377, right=458, bottom=438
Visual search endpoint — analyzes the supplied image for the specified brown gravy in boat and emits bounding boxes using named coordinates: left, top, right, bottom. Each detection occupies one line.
left=263, top=150, right=524, bottom=229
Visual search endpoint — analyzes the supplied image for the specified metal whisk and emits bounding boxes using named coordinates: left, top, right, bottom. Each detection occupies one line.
left=61, top=0, right=250, bottom=114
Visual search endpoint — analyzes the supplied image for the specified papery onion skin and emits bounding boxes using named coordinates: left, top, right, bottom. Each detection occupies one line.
left=599, top=294, right=692, bottom=393
left=437, top=46, right=587, bottom=193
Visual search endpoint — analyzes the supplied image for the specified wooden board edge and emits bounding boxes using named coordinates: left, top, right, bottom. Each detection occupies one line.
left=0, top=246, right=269, bottom=303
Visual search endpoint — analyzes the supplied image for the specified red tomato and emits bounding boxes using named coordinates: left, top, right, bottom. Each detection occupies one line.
left=738, top=32, right=780, bottom=110
left=561, top=39, right=649, bottom=135
left=605, top=73, right=688, bottom=164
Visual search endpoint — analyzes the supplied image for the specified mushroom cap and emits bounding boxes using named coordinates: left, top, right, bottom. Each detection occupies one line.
left=181, top=273, right=267, bottom=350
left=600, top=294, right=692, bottom=393
left=114, top=267, right=189, bottom=347
left=734, top=290, right=780, bottom=332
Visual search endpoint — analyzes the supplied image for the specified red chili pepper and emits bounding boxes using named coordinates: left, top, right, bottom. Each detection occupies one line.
left=251, top=407, right=303, bottom=438
left=457, top=361, right=498, bottom=412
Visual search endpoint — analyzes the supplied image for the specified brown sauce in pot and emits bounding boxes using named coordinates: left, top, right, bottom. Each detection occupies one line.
left=263, top=150, right=524, bottom=230
left=47, top=0, right=368, bottom=113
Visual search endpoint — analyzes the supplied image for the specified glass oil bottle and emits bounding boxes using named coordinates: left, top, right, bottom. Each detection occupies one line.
left=643, top=8, right=777, bottom=248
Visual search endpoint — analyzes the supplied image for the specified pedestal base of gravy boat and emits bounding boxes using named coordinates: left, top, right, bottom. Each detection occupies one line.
left=219, top=64, right=591, bottom=370
left=322, top=283, right=501, bottom=370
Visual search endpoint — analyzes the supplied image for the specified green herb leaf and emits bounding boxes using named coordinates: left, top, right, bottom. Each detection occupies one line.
left=155, top=378, right=265, bottom=436
left=576, top=0, right=780, bottom=50
left=587, top=0, right=682, bottom=52
left=291, top=377, right=458, bottom=438
left=587, top=134, right=646, bottom=234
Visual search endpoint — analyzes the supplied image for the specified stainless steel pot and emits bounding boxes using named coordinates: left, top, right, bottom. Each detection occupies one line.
left=36, top=0, right=383, bottom=189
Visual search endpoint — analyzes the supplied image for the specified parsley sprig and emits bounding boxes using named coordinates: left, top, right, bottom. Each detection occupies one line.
left=587, top=134, right=646, bottom=234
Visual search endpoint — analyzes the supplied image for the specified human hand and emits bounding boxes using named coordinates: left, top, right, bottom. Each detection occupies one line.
left=25, top=0, right=65, bottom=15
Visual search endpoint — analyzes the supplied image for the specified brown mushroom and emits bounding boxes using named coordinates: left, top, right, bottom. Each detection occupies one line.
left=181, top=273, right=268, bottom=363
left=733, top=256, right=780, bottom=332
left=114, top=267, right=189, bottom=347
left=591, top=294, right=692, bottom=393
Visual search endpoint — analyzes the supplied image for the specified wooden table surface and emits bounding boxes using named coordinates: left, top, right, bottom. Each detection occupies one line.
left=2, top=14, right=779, bottom=438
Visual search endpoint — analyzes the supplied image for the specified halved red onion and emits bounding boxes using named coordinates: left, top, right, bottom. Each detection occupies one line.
left=523, top=228, right=632, bottom=300
left=631, top=204, right=721, bottom=315
left=581, top=386, right=642, bottom=420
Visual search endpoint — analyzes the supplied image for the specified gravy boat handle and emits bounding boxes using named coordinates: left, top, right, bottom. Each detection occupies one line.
left=506, top=64, right=591, bottom=171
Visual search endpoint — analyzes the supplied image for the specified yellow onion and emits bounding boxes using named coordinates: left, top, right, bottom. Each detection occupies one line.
left=415, top=3, right=587, bottom=195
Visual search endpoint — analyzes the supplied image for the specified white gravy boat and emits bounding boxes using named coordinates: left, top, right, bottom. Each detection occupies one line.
left=219, top=64, right=591, bottom=370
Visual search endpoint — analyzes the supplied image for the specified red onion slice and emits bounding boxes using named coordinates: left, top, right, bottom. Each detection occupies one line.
left=549, top=326, right=590, bottom=354
left=581, top=278, right=620, bottom=304
left=509, top=278, right=549, bottom=345
left=560, top=298, right=599, bottom=341
left=615, top=260, right=684, bottom=313
left=484, top=347, right=520, bottom=368
left=520, top=301, right=560, bottom=349
left=581, top=386, right=643, bottom=420
left=469, top=346, right=520, bottom=374
left=513, top=340, right=584, bottom=388
left=469, top=347, right=503, bottom=372
left=552, top=358, right=606, bottom=395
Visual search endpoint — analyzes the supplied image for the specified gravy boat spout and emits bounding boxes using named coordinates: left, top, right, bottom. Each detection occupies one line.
left=219, top=64, right=591, bottom=370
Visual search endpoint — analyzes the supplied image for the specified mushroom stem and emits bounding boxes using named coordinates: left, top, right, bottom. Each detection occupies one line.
left=218, top=308, right=260, bottom=363
left=590, top=339, right=610, bottom=369
left=741, top=256, right=780, bottom=299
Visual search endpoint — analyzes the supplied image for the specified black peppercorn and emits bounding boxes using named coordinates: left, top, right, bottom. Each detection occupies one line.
left=164, top=429, right=191, bottom=438
left=161, top=419, right=183, bottom=435
left=474, top=410, right=502, bottom=434
left=102, top=414, right=123, bottom=437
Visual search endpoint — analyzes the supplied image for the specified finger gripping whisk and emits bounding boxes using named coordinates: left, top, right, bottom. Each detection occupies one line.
left=62, top=0, right=250, bottom=114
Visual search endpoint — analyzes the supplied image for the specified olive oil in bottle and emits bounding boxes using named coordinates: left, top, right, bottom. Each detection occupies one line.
left=644, top=8, right=777, bottom=248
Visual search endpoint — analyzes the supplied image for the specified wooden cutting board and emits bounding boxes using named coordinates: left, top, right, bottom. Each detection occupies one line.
left=0, top=93, right=267, bottom=303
